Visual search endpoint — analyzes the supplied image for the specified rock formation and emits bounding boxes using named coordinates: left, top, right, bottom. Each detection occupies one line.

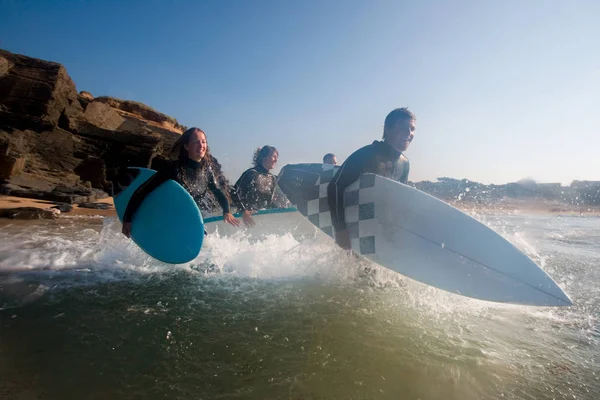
left=0, top=49, right=189, bottom=205
left=0, top=207, right=60, bottom=220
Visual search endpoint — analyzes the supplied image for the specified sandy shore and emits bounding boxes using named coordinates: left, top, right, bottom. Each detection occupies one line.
left=0, top=195, right=117, bottom=218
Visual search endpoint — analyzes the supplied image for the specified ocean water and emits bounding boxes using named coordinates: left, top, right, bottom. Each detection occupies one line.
left=0, top=212, right=598, bottom=399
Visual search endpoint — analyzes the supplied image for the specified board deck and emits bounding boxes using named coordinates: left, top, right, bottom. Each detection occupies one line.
left=277, top=163, right=572, bottom=306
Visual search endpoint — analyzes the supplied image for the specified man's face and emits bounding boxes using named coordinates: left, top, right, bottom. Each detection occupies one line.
left=324, top=155, right=337, bottom=165
left=386, top=118, right=415, bottom=152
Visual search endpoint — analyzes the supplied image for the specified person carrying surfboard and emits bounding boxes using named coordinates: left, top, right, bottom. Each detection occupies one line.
left=121, top=127, right=241, bottom=237
left=231, top=145, right=291, bottom=227
left=323, top=153, right=337, bottom=165
left=328, top=107, right=416, bottom=250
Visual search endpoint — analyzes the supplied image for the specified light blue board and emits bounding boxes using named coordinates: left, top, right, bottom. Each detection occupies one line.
left=203, top=207, right=298, bottom=224
left=113, top=167, right=204, bottom=264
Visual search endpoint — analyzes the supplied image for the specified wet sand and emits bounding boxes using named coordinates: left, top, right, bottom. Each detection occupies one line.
left=0, top=195, right=117, bottom=218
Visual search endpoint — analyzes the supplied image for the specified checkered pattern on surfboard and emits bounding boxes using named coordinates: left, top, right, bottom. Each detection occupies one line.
left=278, top=163, right=377, bottom=255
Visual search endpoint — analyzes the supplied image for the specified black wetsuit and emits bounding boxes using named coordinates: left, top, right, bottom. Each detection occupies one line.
left=327, top=140, right=410, bottom=231
left=123, top=158, right=231, bottom=224
left=232, top=165, right=289, bottom=212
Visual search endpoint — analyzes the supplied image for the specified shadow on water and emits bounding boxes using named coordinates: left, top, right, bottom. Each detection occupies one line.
left=1, top=266, right=598, bottom=400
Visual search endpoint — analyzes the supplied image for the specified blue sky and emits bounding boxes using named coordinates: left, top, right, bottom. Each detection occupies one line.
left=1, top=0, right=599, bottom=184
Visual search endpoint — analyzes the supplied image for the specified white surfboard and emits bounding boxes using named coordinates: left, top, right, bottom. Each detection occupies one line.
left=203, top=207, right=301, bottom=237
left=277, top=163, right=572, bottom=307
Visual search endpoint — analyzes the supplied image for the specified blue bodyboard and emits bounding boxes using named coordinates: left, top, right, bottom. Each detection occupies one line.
left=113, top=167, right=204, bottom=264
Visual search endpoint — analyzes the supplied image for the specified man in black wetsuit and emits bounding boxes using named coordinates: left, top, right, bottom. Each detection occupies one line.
left=327, top=107, right=416, bottom=250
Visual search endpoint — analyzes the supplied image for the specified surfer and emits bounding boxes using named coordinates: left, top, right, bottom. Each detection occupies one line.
left=327, top=107, right=416, bottom=250
left=231, top=145, right=291, bottom=227
left=121, top=127, right=241, bottom=237
left=323, top=153, right=337, bottom=165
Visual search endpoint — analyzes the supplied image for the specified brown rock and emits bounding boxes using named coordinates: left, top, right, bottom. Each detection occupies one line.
left=0, top=49, right=83, bottom=132
left=76, top=120, right=161, bottom=149
left=95, top=96, right=186, bottom=133
left=74, top=156, right=109, bottom=191
left=4, top=172, right=56, bottom=192
left=78, top=202, right=112, bottom=210
left=0, top=154, right=25, bottom=179
left=0, top=183, right=25, bottom=194
left=83, top=101, right=125, bottom=131
left=80, top=91, right=94, bottom=101
left=0, top=206, right=60, bottom=219
left=0, top=49, right=186, bottom=204
left=51, top=203, right=73, bottom=212
left=78, top=90, right=94, bottom=110
left=0, top=55, right=11, bottom=77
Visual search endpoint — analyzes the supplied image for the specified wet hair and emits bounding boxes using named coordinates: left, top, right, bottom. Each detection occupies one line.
left=253, top=145, right=278, bottom=169
left=383, top=108, right=416, bottom=139
left=323, top=153, right=336, bottom=164
left=171, top=127, right=212, bottom=168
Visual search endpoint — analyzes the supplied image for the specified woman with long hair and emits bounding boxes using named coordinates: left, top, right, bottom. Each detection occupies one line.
left=122, top=127, right=240, bottom=237
left=231, top=145, right=290, bottom=227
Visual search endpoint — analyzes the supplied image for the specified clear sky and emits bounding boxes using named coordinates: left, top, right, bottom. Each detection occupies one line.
left=1, top=0, right=599, bottom=185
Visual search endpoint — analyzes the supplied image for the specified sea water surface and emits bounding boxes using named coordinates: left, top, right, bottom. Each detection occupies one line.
left=0, top=211, right=598, bottom=399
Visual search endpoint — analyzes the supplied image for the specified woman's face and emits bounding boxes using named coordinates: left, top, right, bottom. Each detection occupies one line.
left=261, top=150, right=278, bottom=171
left=184, top=130, right=207, bottom=161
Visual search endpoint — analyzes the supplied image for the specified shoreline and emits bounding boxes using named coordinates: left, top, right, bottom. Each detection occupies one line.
left=1, top=194, right=599, bottom=220
left=0, top=195, right=117, bottom=218
left=446, top=199, right=600, bottom=217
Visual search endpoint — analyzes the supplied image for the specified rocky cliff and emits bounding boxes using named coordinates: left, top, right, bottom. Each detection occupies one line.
left=0, top=49, right=187, bottom=204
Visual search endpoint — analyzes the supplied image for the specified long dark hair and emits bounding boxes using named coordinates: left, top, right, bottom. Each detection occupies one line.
left=252, top=145, right=278, bottom=169
left=172, top=127, right=232, bottom=200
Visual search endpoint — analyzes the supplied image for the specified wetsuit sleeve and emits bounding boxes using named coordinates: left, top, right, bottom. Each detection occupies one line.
left=400, top=158, right=410, bottom=184
left=208, top=171, right=231, bottom=214
left=123, top=166, right=173, bottom=223
left=228, top=185, right=245, bottom=211
left=327, top=147, right=370, bottom=231
left=233, top=170, right=259, bottom=212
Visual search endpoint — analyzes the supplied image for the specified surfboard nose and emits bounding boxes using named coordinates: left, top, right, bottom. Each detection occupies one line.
left=541, top=280, right=573, bottom=307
